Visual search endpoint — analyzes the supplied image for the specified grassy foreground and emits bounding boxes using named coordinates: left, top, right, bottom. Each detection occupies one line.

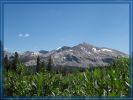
left=4, top=57, right=130, bottom=96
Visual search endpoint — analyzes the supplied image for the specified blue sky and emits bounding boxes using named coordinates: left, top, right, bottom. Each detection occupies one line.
left=4, top=4, right=129, bottom=54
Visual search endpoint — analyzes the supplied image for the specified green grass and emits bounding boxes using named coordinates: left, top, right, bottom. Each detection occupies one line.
left=4, top=57, right=130, bottom=96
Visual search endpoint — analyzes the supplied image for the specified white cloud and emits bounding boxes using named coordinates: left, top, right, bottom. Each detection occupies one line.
left=18, top=33, right=30, bottom=38
left=24, top=33, right=30, bottom=37
left=18, top=33, right=23, bottom=37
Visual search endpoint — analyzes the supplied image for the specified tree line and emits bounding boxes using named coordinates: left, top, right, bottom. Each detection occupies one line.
left=4, top=52, right=52, bottom=73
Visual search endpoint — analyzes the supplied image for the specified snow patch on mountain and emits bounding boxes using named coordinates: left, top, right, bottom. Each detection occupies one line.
left=88, top=52, right=91, bottom=54
left=56, top=47, right=62, bottom=50
left=63, top=57, right=66, bottom=60
left=92, top=48, right=101, bottom=53
left=31, top=52, right=40, bottom=56
left=92, top=48, right=97, bottom=52
left=69, top=49, right=73, bottom=52
left=80, top=47, right=91, bottom=54
left=80, top=47, right=85, bottom=50
left=101, top=49, right=112, bottom=52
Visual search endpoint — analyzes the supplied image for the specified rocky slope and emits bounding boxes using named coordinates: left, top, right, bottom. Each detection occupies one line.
left=4, top=43, right=128, bottom=70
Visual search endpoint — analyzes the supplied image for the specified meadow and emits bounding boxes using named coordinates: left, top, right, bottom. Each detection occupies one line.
left=4, top=57, right=130, bottom=96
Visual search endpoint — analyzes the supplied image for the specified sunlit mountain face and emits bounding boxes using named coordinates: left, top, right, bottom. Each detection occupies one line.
left=4, top=42, right=128, bottom=72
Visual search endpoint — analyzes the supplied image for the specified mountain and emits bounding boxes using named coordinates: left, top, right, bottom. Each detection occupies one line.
left=4, top=42, right=128, bottom=71
left=39, top=50, right=49, bottom=54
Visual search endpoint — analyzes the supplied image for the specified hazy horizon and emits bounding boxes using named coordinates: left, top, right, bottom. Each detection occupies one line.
left=4, top=42, right=129, bottom=55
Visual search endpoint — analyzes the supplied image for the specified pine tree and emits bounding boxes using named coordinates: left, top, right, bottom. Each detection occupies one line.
left=12, top=52, right=19, bottom=71
left=36, top=56, right=40, bottom=73
left=41, top=62, right=45, bottom=68
left=4, top=55, right=10, bottom=72
left=40, top=61, right=45, bottom=73
left=47, top=56, right=52, bottom=72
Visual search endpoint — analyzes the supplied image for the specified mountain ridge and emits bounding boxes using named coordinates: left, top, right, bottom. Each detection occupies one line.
left=4, top=42, right=128, bottom=71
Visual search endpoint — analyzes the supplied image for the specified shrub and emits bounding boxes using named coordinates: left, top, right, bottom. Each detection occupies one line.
left=4, top=57, right=130, bottom=96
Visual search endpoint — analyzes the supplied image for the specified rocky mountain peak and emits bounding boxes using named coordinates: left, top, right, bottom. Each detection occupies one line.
left=4, top=43, right=128, bottom=70
left=77, top=42, right=94, bottom=47
left=39, top=50, right=49, bottom=54
left=56, top=46, right=71, bottom=52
